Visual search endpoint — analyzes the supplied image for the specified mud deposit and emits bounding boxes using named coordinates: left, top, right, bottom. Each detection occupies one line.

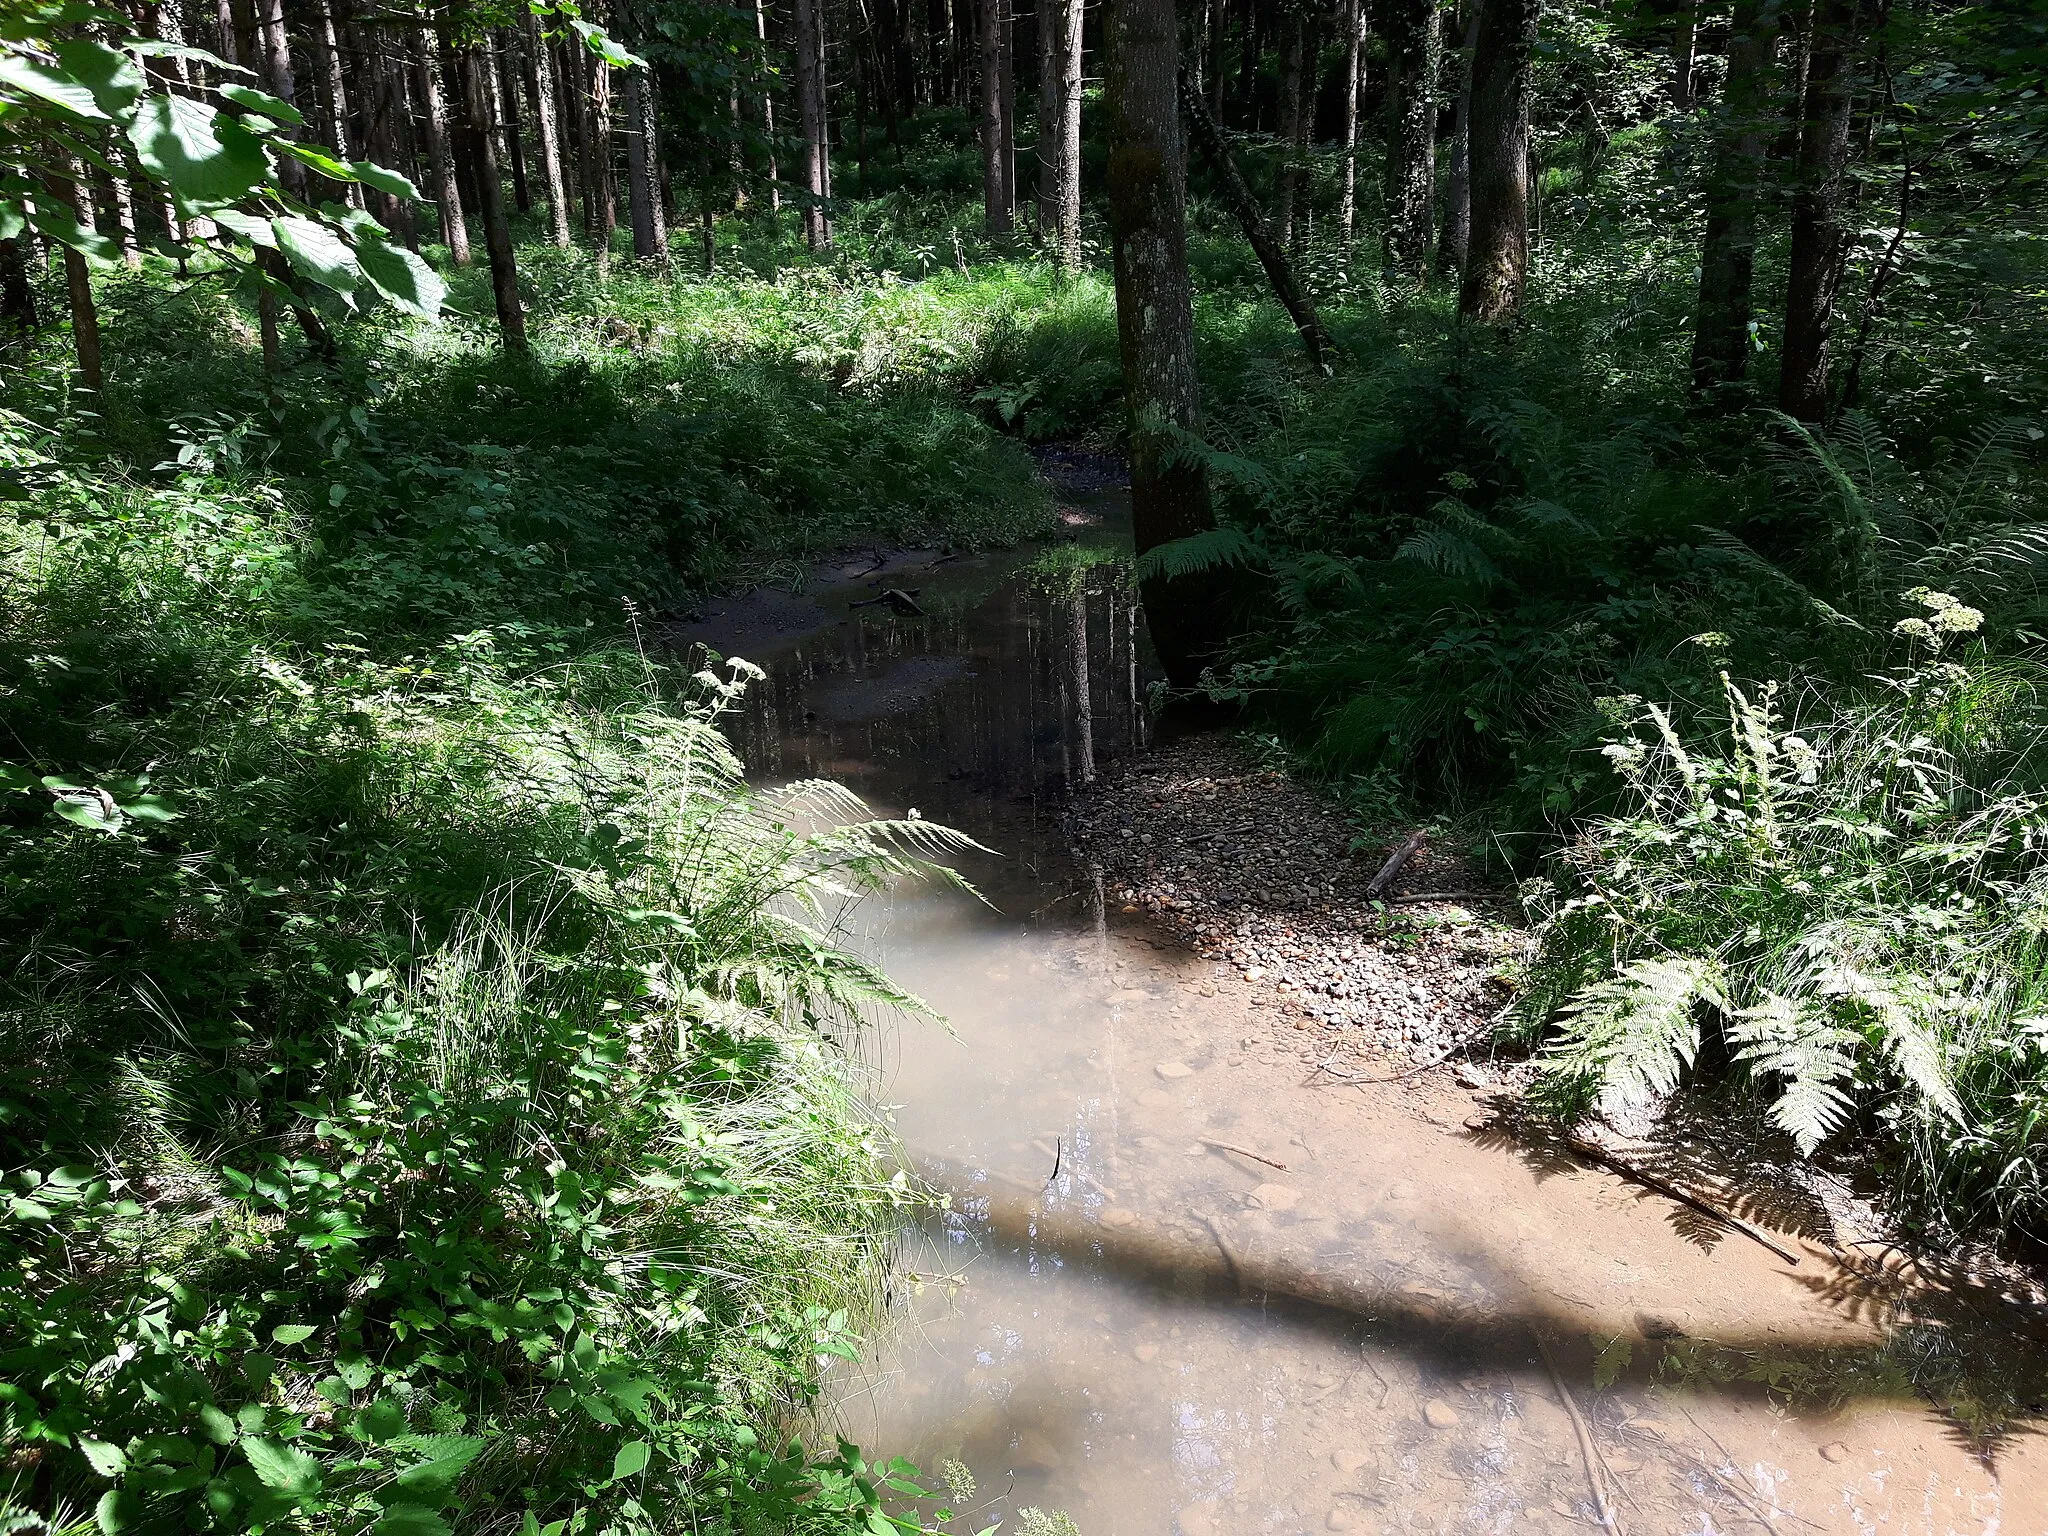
left=683, top=482, right=2048, bottom=1536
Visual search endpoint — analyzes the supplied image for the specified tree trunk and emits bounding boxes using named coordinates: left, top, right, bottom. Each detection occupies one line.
left=979, top=0, right=1013, bottom=232
left=1338, top=0, right=1365, bottom=256
left=1382, top=0, right=1440, bottom=275
left=795, top=0, right=832, bottom=245
left=998, top=0, right=1018, bottom=216
left=1690, top=0, right=1783, bottom=397
left=496, top=31, right=531, bottom=214
left=1054, top=0, right=1085, bottom=265
left=1459, top=0, right=1533, bottom=320
left=310, top=0, right=359, bottom=209
left=1105, top=0, right=1219, bottom=686
left=623, top=64, right=668, bottom=260
left=1438, top=0, right=1480, bottom=274
left=0, top=239, right=35, bottom=338
left=252, top=0, right=305, bottom=199
left=1672, top=3, right=1697, bottom=109
left=523, top=9, right=573, bottom=246
left=454, top=39, right=526, bottom=350
left=42, top=164, right=100, bottom=390
left=1274, top=4, right=1308, bottom=249
left=418, top=48, right=471, bottom=264
left=1778, top=0, right=1859, bottom=422
left=592, top=56, right=617, bottom=242
left=756, top=0, right=782, bottom=210
left=1037, top=0, right=1059, bottom=231
left=1181, top=71, right=1330, bottom=363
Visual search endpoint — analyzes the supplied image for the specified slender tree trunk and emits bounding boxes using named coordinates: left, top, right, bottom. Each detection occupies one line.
left=1181, top=71, right=1330, bottom=363
left=454, top=39, right=527, bottom=349
left=1274, top=4, right=1308, bottom=249
left=1054, top=0, right=1085, bottom=265
left=106, top=165, right=141, bottom=267
left=795, top=0, right=832, bottom=245
left=701, top=206, right=716, bottom=274
left=1459, top=0, right=1533, bottom=319
left=1206, top=0, right=1226, bottom=116
left=1105, top=0, right=1218, bottom=686
left=568, top=38, right=599, bottom=239
left=252, top=0, right=304, bottom=198
left=0, top=239, right=35, bottom=338
left=1233, top=0, right=1260, bottom=126
left=310, top=0, right=359, bottom=208
left=1382, top=0, right=1441, bottom=275
left=1338, top=0, right=1365, bottom=256
left=1672, top=3, right=1697, bottom=109
left=522, top=9, right=573, bottom=246
left=999, top=0, right=1018, bottom=217
left=1038, top=0, right=1060, bottom=231
left=1779, top=0, right=1860, bottom=422
left=593, top=56, right=617, bottom=242
left=1071, top=589, right=1095, bottom=782
left=979, top=0, right=1013, bottom=232
left=757, top=0, right=782, bottom=210
left=623, top=65, right=668, bottom=260
left=418, top=48, right=471, bottom=264
left=496, top=31, right=531, bottom=214
left=1691, top=0, right=1783, bottom=396
left=1438, top=0, right=1479, bottom=273
left=42, top=163, right=100, bottom=390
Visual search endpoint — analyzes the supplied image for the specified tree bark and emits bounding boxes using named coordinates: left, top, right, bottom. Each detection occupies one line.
left=252, top=0, right=305, bottom=198
left=979, top=0, right=1014, bottom=232
left=496, top=31, right=530, bottom=214
left=1037, top=0, right=1059, bottom=231
left=1672, top=3, right=1697, bottom=109
left=1459, top=0, right=1534, bottom=320
left=756, top=0, right=781, bottom=210
left=1181, top=71, right=1330, bottom=363
left=417, top=48, right=471, bottom=264
left=42, top=164, right=100, bottom=390
left=1437, top=0, right=1480, bottom=274
left=592, top=56, right=617, bottom=242
left=998, top=0, right=1018, bottom=217
left=623, top=64, right=668, bottom=260
left=522, top=9, right=573, bottom=245
left=0, top=239, right=35, bottom=339
left=1105, top=0, right=1219, bottom=687
left=453, top=39, right=526, bottom=350
left=310, top=0, right=359, bottom=209
left=1690, top=0, right=1783, bottom=397
left=1382, top=0, right=1441, bottom=276
left=1274, top=3, right=1308, bottom=249
left=1338, top=0, right=1366, bottom=255
left=794, top=0, right=832, bottom=245
left=1778, top=0, right=1860, bottom=422
left=1054, top=0, right=1085, bottom=265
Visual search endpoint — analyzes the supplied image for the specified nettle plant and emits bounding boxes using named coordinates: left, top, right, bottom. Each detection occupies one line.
left=1516, top=591, right=2048, bottom=1216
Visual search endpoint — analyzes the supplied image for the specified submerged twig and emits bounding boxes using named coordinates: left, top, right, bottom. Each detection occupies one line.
left=1198, top=1136, right=1288, bottom=1170
left=1563, top=1136, right=1802, bottom=1267
left=1534, top=1328, right=1625, bottom=1536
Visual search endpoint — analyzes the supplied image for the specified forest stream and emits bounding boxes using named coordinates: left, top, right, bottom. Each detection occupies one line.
left=671, top=469, right=2048, bottom=1536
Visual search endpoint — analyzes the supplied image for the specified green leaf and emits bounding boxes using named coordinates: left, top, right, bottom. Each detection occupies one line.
left=28, top=202, right=120, bottom=266
left=374, top=1507, right=452, bottom=1536
left=242, top=1438, right=322, bottom=1497
left=0, top=54, right=107, bottom=118
left=129, top=95, right=266, bottom=206
left=209, top=207, right=274, bottom=247
left=218, top=82, right=302, bottom=125
left=357, top=238, right=444, bottom=317
left=276, top=140, right=353, bottom=178
left=0, top=198, right=21, bottom=241
left=78, top=1438, right=127, bottom=1478
left=357, top=1398, right=406, bottom=1443
left=54, top=40, right=142, bottom=117
left=94, top=1489, right=139, bottom=1535
left=198, top=1405, right=238, bottom=1445
left=270, top=1323, right=316, bottom=1345
left=272, top=213, right=357, bottom=297
left=609, top=1440, right=650, bottom=1482
left=51, top=791, right=122, bottom=832
left=350, top=160, right=421, bottom=202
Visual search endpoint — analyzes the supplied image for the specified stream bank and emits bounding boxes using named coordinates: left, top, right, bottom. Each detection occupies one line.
left=673, top=465, right=2048, bottom=1536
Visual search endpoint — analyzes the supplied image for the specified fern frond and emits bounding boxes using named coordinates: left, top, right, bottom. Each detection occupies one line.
left=1728, top=993, right=1859, bottom=1155
left=1542, top=955, right=1726, bottom=1117
left=1396, top=525, right=1502, bottom=585
left=1131, top=525, right=1265, bottom=583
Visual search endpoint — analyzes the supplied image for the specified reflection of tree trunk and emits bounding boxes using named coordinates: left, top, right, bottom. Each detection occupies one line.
left=1106, top=0, right=1221, bottom=688
left=1071, top=589, right=1095, bottom=783
left=1460, top=0, right=1534, bottom=321
left=1779, top=0, right=1860, bottom=423
left=1691, top=0, right=1783, bottom=397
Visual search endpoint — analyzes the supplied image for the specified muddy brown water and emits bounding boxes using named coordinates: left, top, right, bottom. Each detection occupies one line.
left=672, top=493, right=2048, bottom=1536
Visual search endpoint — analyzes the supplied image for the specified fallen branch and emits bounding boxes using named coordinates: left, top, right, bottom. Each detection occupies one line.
left=1366, top=830, right=1429, bottom=898
left=1315, top=1031, right=1489, bottom=1085
left=1384, top=889, right=1504, bottom=905
left=1564, top=1136, right=1802, bottom=1267
left=1198, top=1137, right=1288, bottom=1170
left=1533, top=1328, right=1625, bottom=1536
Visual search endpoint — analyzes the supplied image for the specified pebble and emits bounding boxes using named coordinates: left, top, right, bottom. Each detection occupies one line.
left=1325, top=1508, right=1357, bottom=1531
left=1331, top=1448, right=1372, bottom=1475
left=1820, top=1441, right=1851, bottom=1463
left=1454, top=1063, right=1494, bottom=1090
left=1424, top=1399, right=1461, bottom=1429
left=1133, top=1343, right=1159, bottom=1361
left=1155, top=1060, right=1195, bottom=1079
left=1248, top=1181, right=1300, bottom=1211
left=1100, top=1207, right=1138, bottom=1229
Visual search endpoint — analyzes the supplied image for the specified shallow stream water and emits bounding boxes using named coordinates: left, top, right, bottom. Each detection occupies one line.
left=674, top=484, right=2048, bottom=1536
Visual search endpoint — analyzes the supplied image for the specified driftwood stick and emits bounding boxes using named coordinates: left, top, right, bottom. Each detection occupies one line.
left=1385, top=888, right=1503, bottom=905
left=1534, top=1329, right=1625, bottom=1536
left=1366, top=830, right=1429, bottom=898
left=1198, top=1137, right=1289, bottom=1171
left=1564, top=1136, right=1802, bottom=1267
